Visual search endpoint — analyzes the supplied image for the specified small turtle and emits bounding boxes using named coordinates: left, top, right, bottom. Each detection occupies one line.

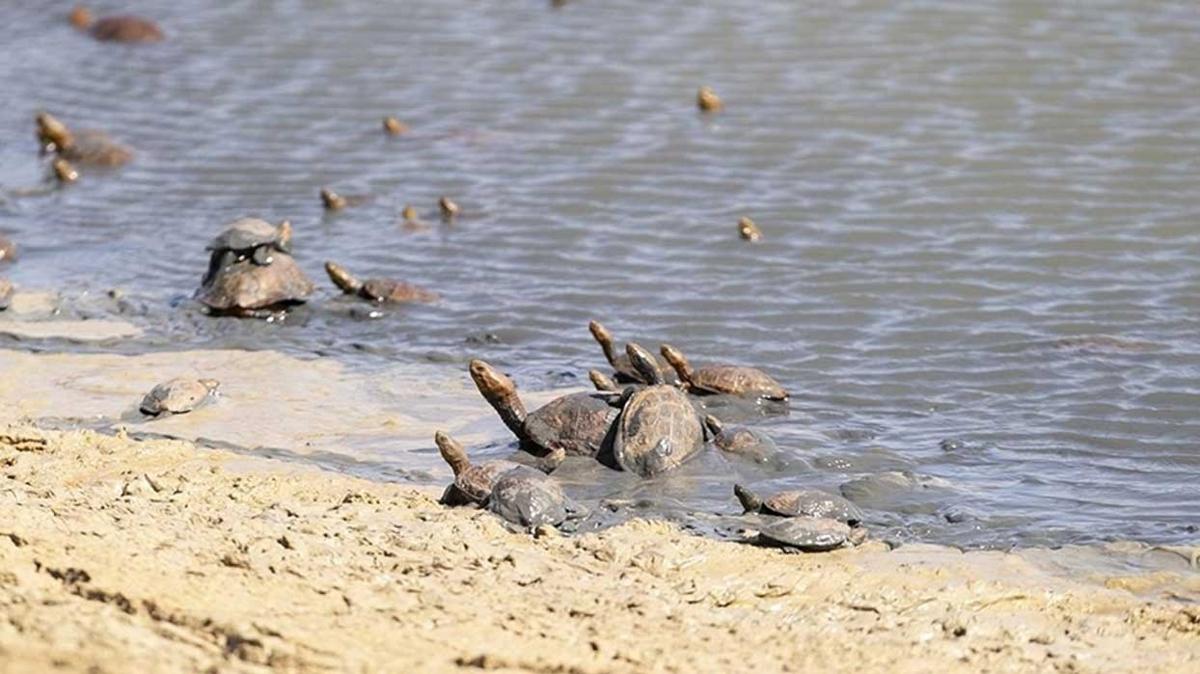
left=434, top=431, right=521, bottom=506
left=0, top=236, right=15, bottom=264
left=383, top=116, right=408, bottom=136
left=70, top=6, right=163, bottom=43
left=660, top=343, right=788, bottom=401
left=697, top=86, right=723, bottom=112
left=738, top=216, right=762, bottom=242
left=488, top=465, right=573, bottom=528
left=0, top=278, right=13, bottom=311
left=470, top=359, right=621, bottom=458
left=52, top=158, right=79, bottom=184
left=324, top=261, right=438, bottom=304
left=588, top=369, right=620, bottom=393
left=35, top=112, right=131, bottom=166
left=611, top=343, right=706, bottom=477
left=140, top=378, right=219, bottom=416
left=734, top=484, right=864, bottom=526
left=704, top=415, right=777, bottom=463
left=439, top=196, right=460, bottom=221
left=588, top=320, right=677, bottom=385
left=205, top=218, right=293, bottom=270
left=754, top=517, right=866, bottom=553
left=195, top=254, right=314, bottom=317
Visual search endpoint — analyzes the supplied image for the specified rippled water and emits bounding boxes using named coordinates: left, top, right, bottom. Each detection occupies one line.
left=2, top=1, right=1198, bottom=548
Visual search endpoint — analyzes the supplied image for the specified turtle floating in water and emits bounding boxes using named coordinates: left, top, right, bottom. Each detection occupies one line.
left=435, top=431, right=574, bottom=528
left=754, top=518, right=866, bottom=553
left=319, top=188, right=370, bottom=211
left=738, top=216, right=762, bottom=242
left=140, top=378, right=220, bottom=416
left=704, top=415, right=778, bottom=463
left=611, top=343, right=706, bottom=478
left=0, top=278, right=13, bottom=311
left=734, top=484, right=864, bottom=526
left=588, top=320, right=677, bottom=385
left=196, top=218, right=312, bottom=317
left=324, top=261, right=438, bottom=304
left=697, top=86, right=723, bottom=112
left=36, top=112, right=132, bottom=166
left=0, top=236, right=15, bottom=264
left=660, top=343, right=788, bottom=401
left=470, top=359, right=620, bottom=459
left=70, top=5, right=163, bottom=43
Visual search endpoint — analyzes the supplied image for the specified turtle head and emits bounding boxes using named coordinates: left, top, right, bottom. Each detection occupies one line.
left=588, top=369, right=618, bottom=392
left=276, top=220, right=293, bottom=253
left=320, top=188, right=346, bottom=211
left=738, top=216, right=761, bottom=242
left=733, top=484, right=762, bottom=513
left=35, top=112, right=73, bottom=154
left=625, top=342, right=664, bottom=385
left=324, top=261, right=362, bottom=295
left=52, top=158, right=78, bottom=184
left=697, top=86, right=723, bottom=112
left=382, top=116, right=407, bottom=136
left=468, top=359, right=528, bottom=440
left=703, top=414, right=724, bottom=437
left=588, top=320, right=619, bottom=365
left=401, top=205, right=418, bottom=222
left=659, top=344, right=695, bottom=384
left=69, top=5, right=93, bottom=30
left=439, top=196, right=460, bottom=220
left=536, top=447, right=566, bottom=474
left=434, top=431, right=472, bottom=476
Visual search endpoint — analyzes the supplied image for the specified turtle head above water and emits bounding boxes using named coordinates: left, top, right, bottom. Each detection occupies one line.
left=625, top=342, right=664, bottom=385
left=733, top=484, right=762, bottom=513
left=324, top=261, right=363, bottom=295
left=658, top=343, right=695, bottom=385
left=35, top=111, right=73, bottom=154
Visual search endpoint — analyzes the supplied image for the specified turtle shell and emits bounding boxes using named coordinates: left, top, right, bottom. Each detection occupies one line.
left=207, top=218, right=288, bottom=254
left=525, top=392, right=619, bottom=457
left=90, top=16, right=164, bottom=43
left=195, top=254, right=313, bottom=313
left=762, top=489, right=864, bottom=526
left=140, top=378, right=218, bottom=416
left=360, top=278, right=438, bottom=304
left=713, top=425, right=777, bottom=463
left=0, top=278, right=13, bottom=310
left=488, top=467, right=569, bottom=528
left=690, top=364, right=788, bottom=400
left=60, top=130, right=132, bottom=167
left=613, top=385, right=704, bottom=477
left=757, top=518, right=857, bottom=552
left=443, top=460, right=519, bottom=506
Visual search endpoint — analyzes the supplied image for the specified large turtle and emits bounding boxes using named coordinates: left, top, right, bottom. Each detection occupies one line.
left=195, top=255, right=314, bottom=317
left=325, top=261, right=438, bottom=304
left=734, top=484, right=865, bottom=526
left=611, top=343, right=706, bottom=478
left=660, top=343, right=788, bottom=401
left=0, top=236, right=15, bottom=264
left=434, top=431, right=522, bottom=506
left=70, top=6, right=164, bottom=43
left=754, top=518, right=866, bottom=553
left=704, top=415, right=778, bottom=463
left=0, top=278, right=13, bottom=311
left=140, top=378, right=219, bottom=416
left=470, top=360, right=620, bottom=458
left=35, top=112, right=132, bottom=166
left=588, top=320, right=677, bottom=385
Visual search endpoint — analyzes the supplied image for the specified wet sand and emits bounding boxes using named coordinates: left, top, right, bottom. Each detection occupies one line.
left=1, top=359, right=1198, bottom=672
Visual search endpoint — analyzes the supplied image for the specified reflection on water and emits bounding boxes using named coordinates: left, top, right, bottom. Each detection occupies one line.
left=1, top=1, right=1198, bottom=548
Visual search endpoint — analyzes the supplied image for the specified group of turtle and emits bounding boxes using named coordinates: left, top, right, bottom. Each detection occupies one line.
left=433, top=322, right=872, bottom=552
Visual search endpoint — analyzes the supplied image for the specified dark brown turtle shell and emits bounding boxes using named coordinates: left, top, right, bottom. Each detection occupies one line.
left=734, top=484, right=864, bottom=526
left=360, top=278, right=438, bottom=304
left=611, top=343, right=705, bottom=477
left=524, top=392, right=620, bottom=457
left=195, top=254, right=314, bottom=315
left=435, top=431, right=520, bottom=506
left=59, top=130, right=132, bottom=166
left=756, top=518, right=865, bottom=552
left=90, top=16, right=164, bottom=43
left=488, top=466, right=570, bottom=528
left=704, top=415, right=777, bottom=463
left=661, top=344, right=788, bottom=401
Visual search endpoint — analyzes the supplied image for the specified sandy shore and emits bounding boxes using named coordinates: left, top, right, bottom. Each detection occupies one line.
left=1, top=422, right=1197, bottom=673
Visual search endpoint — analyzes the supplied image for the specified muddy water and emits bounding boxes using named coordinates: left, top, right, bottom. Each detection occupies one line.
left=1, top=1, right=1198, bottom=548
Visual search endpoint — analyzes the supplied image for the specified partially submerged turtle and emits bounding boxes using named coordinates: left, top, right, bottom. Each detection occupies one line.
left=383, top=116, right=408, bottom=136
left=439, top=196, right=460, bottom=221
left=697, top=86, right=723, bottom=112
left=754, top=517, right=866, bottom=553
left=196, top=255, right=314, bottom=317
left=436, top=432, right=573, bottom=527
left=704, top=415, right=777, bottom=463
left=588, top=320, right=677, bottom=385
left=738, top=216, right=762, bottom=242
left=660, top=343, right=788, bottom=401
left=324, top=261, right=438, bottom=304
left=0, top=278, right=13, bottom=311
left=611, top=343, right=706, bottom=478
left=140, top=378, right=219, bottom=416
left=734, top=484, right=864, bottom=526
left=35, top=112, right=132, bottom=166
left=70, top=5, right=164, bottom=43
left=470, top=359, right=620, bottom=458
left=0, top=236, right=15, bottom=264
left=435, top=431, right=521, bottom=506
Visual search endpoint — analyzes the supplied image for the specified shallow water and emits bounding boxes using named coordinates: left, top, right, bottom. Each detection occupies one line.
left=2, top=1, right=1198, bottom=548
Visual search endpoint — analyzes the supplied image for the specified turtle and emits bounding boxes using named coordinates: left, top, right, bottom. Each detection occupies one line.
left=660, top=343, right=788, bottom=401
left=704, top=415, right=778, bottom=463
left=469, top=359, right=621, bottom=458
left=734, top=484, right=865, bottom=526
left=754, top=517, right=866, bottom=553
left=434, top=431, right=522, bottom=506
left=52, top=158, right=79, bottom=184
left=697, top=86, right=723, bottom=112
left=0, top=278, right=13, bottom=311
left=737, top=216, right=762, bottom=242
left=610, top=342, right=706, bottom=478
left=205, top=218, right=293, bottom=275
left=140, top=378, right=220, bottom=416
left=488, top=465, right=574, bottom=528
left=195, top=254, right=314, bottom=317
left=35, top=112, right=132, bottom=167
left=439, top=197, right=460, bottom=221
left=324, top=261, right=438, bottom=304
left=587, top=320, right=677, bottom=385
left=383, top=116, right=408, bottom=136
left=70, top=6, right=164, bottom=43
left=0, top=236, right=15, bottom=264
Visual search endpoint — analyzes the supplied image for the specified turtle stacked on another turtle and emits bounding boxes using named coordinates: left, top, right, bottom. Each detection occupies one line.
left=196, top=218, right=314, bottom=317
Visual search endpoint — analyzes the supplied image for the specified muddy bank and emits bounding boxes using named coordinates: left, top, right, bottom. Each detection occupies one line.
left=0, top=424, right=1196, bottom=673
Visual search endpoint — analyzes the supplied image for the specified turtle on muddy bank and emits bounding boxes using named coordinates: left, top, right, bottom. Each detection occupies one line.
left=139, top=378, right=220, bottom=416
left=752, top=517, right=867, bottom=553
left=660, top=343, right=788, bottom=401
left=324, top=262, right=438, bottom=304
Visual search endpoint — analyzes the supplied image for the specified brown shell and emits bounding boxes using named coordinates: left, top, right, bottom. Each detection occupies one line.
left=60, top=130, right=132, bottom=167
left=525, top=392, right=619, bottom=457
left=140, top=378, right=218, bottom=415
left=763, top=489, right=865, bottom=526
left=196, top=254, right=314, bottom=313
left=690, top=364, right=788, bottom=400
left=757, top=518, right=857, bottom=552
left=0, top=278, right=13, bottom=310
left=360, top=279, right=438, bottom=304
left=713, top=427, right=776, bottom=462
left=613, top=386, right=704, bottom=477
left=453, top=460, right=519, bottom=504
left=91, top=16, right=164, bottom=43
